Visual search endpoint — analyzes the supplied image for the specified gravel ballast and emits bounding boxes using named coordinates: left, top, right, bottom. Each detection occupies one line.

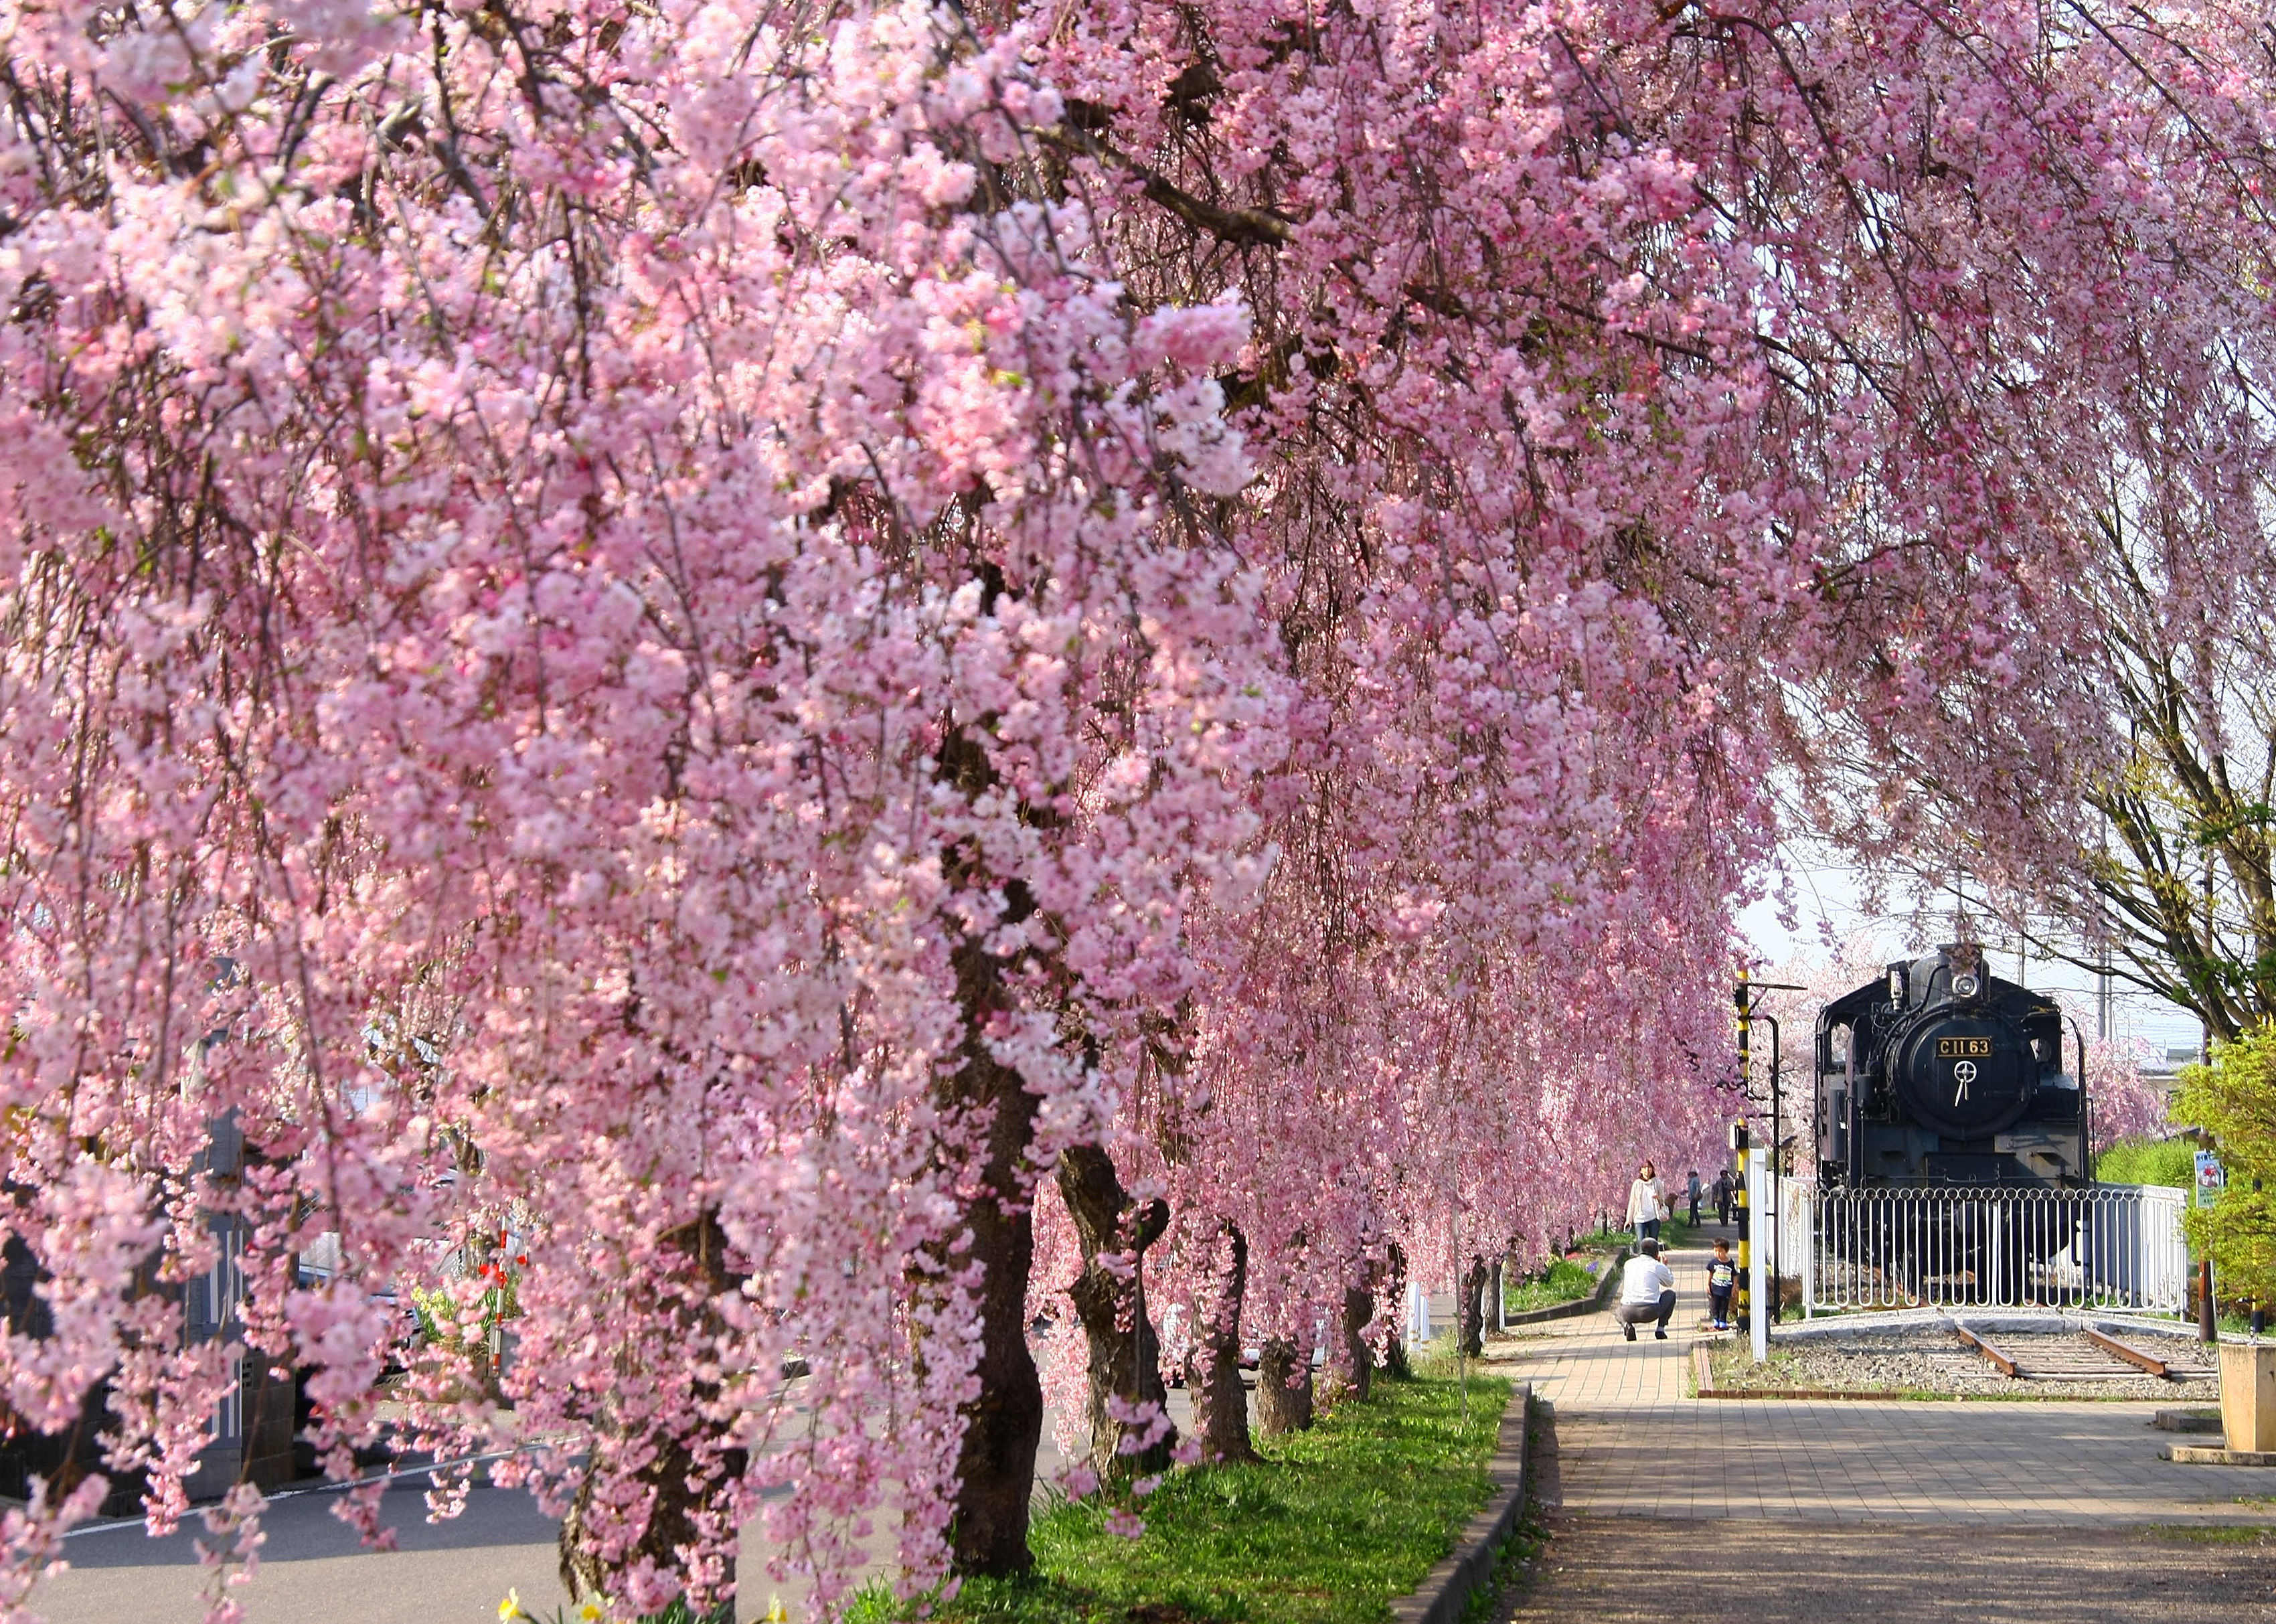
left=1710, top=1326, right=2220, bottom=1400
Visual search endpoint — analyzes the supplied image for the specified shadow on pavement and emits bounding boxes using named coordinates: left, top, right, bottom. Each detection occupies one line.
left=1499, top=1514, right=2276, bottom=1622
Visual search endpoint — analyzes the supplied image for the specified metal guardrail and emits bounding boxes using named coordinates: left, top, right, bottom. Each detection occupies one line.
left=1803, top=1182, right=2188, bottom=1314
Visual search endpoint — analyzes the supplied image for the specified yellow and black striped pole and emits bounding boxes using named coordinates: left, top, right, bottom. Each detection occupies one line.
left=1732, top=1121, right=1751, bottom=1335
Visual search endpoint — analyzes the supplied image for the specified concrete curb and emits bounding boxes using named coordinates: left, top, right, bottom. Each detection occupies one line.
left=2163, top=1445, right=2276, bottom=1466
left=1389, top=1381, right=1532, bottom=1624
left=1498, top=1250, right=1629, bottom=1328
left=1697, top=1386, right=1922, bottom=1401
left=2151, top=1407, right=2220, bottom=1433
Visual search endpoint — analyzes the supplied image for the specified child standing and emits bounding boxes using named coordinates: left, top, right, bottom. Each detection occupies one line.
left=1706, top=1238, right=1738, bottom=1330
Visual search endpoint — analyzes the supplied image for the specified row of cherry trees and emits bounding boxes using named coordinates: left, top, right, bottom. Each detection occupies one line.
left=0, top=2, right=2267, bottom=1619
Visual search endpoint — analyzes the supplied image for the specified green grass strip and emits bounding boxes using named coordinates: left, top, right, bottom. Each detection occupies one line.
left=1502, top=1258, right=1598, bottom=1315
left=866, top=1371, right=1510, bottom=1624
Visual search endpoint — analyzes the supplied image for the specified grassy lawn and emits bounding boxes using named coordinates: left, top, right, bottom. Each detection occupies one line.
left=869, top=1370, right=1510, bottom=1624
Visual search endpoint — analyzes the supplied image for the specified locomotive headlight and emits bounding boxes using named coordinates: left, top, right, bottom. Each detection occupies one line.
left=1953, top=972, right=1981, bottom=999
left=1888, top=967, right=1905, bottom=1002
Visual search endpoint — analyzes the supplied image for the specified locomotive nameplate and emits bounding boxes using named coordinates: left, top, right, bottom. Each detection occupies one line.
left=1937, top=1036, right=1992, bottom=1057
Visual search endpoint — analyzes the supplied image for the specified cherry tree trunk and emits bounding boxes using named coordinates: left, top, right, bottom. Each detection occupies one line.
left=1058, top=1143, right=1175, bottom=1481
left=1341, top=1285, right=1376, bottom=1402
left=561, top=1430, right=738, bottom=1611
left=560, top=1212, right=746, bottom=1609
left=944, top=1047, right=1044, bottom=1574
left=1255, top=1338, right=1314, bottom=1435
left=1380, top=1242, right=1412, bottom=1380
left=935, top=721, right=1050, bottom=1577
left=1458, top=1254, right=1490, bottom=1359
left=1190, top=1222, right=1258, bottom=1464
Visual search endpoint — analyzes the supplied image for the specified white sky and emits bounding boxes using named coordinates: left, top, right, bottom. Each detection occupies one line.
left=1737, top=858, right=2206, bottom=1060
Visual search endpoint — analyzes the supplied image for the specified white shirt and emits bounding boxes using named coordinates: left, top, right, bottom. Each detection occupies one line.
left=1625, top=1176, right=1666, bottom=1227
left=1620, top=1254, right=1676, bottom=1305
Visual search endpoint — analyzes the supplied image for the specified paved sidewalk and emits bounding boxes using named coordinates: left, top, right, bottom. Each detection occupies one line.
left=1503, top=1517, right=2276, bottom=1622
left=1484, top=1227, right=2276, bottom=1525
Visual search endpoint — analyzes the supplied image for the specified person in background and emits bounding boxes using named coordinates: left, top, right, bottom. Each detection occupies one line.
left=1615, top=1238, right=1678, bottom=1342
left=1626, top=1161, right=1668, bottom=1242
left=1686, top=1169, right=1702, bottom=1228
left=1713, top=1168, right=1733, bottom=1226
left=1706, top=1237, right=1738, bottom=1330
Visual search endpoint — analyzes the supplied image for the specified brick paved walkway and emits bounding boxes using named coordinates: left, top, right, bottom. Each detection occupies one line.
left=1483, top=1226, right=2276, bottom=1525
left=1503, top=1518, right=2276, bottom=1622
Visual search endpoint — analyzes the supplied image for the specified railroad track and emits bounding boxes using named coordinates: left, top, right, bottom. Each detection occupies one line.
left=1951, top=1325, right=2216, bottom=1382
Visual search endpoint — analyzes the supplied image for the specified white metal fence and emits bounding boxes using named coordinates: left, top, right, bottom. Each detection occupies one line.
left=1801, top=1182, right=2188, bottom=1315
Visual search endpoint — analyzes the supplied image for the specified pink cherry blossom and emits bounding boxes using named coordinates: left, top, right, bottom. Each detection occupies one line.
left=0, top=3, right=2267, bottom=1618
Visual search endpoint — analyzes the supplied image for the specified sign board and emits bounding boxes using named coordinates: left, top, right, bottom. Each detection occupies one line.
left=2196, top=1149, right=2226, bottom=1208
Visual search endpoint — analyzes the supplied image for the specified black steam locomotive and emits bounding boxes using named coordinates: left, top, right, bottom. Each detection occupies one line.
left=1813, top=943, right=2089, bottom=1190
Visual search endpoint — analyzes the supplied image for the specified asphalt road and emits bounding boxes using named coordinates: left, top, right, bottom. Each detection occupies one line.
left=30, top=1406, right=1089, bottom=1623
left=35, top=1471, right=575, bottom=1624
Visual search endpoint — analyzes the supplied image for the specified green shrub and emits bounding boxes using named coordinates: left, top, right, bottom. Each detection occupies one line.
left=2178, top=1027, right=2276, bottom=1309
left=2095, top=1135, right=2194, bottom=1188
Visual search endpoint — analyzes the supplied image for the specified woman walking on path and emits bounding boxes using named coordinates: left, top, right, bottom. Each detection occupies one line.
left=1626, top=1161, right=1668, bottom=1243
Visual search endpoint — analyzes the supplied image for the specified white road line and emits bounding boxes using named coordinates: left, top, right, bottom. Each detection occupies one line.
left=58, top=1440, right=579, bottom=1538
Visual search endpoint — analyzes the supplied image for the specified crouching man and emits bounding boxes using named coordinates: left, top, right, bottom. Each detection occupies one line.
left=1614, top=1238, right=1677, bottom=1342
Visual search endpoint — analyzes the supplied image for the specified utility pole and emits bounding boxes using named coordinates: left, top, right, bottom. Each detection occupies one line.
left=1736, top=964, right=1751, bottom=1111
left=2203, top=862, right=2216, bottom=1066
left=2097, top=807, right=2115, bottom=1045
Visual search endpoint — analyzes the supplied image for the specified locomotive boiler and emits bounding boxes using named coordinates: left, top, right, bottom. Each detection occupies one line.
left=1813, top=943, right=2089, bottom=1190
